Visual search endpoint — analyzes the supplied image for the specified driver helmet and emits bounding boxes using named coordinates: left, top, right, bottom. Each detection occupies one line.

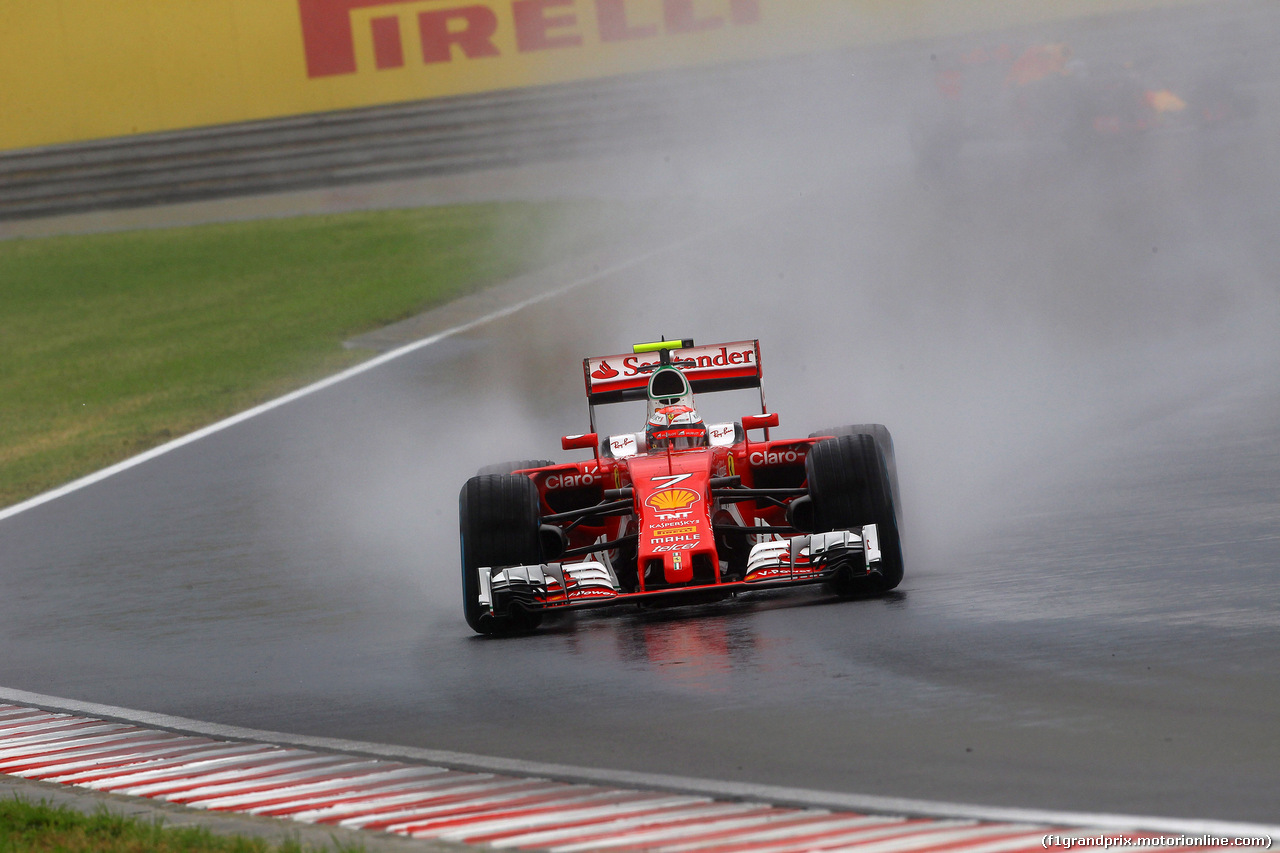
left=646, top=404, right=708, bottom=451
left=644, top=363, right=708, bottom=450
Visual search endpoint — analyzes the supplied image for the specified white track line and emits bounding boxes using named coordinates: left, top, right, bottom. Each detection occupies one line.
left=0, top=228, right=721, bottom=524
left=2, top=687, right=1276, bottom=840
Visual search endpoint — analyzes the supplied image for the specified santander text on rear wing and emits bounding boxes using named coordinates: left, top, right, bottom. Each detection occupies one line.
left=583, top=339, right=763, bottom=405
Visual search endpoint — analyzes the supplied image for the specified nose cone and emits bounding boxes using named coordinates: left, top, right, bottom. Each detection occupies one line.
left=627, top=449, right=720, bottom=589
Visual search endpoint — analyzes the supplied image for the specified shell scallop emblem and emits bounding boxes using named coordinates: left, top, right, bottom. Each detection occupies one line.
left=646, top=488, right=700, bottom=512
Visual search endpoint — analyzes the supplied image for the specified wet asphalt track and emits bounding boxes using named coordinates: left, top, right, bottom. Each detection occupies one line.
left=4, top=3, right=1280, bottom=828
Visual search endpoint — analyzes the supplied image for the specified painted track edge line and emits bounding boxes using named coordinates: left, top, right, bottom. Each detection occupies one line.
left=3, top=686, right=1276, bottom=838
left=0, top=225, right=717, bottom=524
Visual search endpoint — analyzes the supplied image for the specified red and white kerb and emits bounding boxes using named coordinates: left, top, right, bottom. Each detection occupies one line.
left=0, top=704, right=1241, bottom=852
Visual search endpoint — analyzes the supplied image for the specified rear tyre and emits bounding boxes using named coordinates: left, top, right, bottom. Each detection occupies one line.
left=805, top=435, right=904, bottom=596
left=477, top=459, right=554, bottom=476
left=459, top=474, right=544, bottom=635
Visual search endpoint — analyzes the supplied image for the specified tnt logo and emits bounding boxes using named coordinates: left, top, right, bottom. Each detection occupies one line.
left=298, top=0, right=762, bottom=78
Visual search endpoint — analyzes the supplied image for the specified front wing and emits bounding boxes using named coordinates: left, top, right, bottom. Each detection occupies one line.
left=477, top=526, right=883, bottom=618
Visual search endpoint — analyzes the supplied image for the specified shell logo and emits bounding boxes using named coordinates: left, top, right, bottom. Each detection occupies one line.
left=646, top=489, right=700, bottom=512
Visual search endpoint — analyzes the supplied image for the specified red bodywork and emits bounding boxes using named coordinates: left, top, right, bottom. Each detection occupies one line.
left=516, top=434, right=819, bottom=610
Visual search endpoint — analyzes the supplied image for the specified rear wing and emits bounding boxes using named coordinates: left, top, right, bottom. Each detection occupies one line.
left=583, top=339, right=763, bottom=405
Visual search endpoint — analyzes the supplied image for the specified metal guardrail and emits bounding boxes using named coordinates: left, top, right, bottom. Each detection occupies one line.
left=0, top=61, right=805, bottom=222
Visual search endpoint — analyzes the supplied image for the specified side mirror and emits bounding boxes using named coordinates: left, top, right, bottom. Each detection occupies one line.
left=561, top=432, right=599, bottom=452
left=741, top=413, right=779, bottom=433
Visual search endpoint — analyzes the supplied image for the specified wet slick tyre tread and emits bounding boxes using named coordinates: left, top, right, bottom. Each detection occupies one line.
left=459, top=474, right=543, bottom=635
left=805, top=434, right=904, bottom=596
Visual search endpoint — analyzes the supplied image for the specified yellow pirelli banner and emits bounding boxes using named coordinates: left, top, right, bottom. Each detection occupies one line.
left=0, top=0, right=1206, bottom=151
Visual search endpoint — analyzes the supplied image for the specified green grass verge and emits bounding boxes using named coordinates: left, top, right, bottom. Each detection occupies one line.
left=0, top=796, right=361, bottom=852
left=0, top=201, right=625, bottom=508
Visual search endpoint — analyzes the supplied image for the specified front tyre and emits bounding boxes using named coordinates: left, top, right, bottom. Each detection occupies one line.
left=458, top=474, right=543, bottom=635
left=808, top=424, right=901, bottom=532
left=805, top=434, right=904, bottom=596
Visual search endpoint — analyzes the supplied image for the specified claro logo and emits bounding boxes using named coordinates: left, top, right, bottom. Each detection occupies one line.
left=545, top=468, right=599, bottom=490
left=299, top=0, right=762, bottom=78
left=749, top=448, right=805, bottom=466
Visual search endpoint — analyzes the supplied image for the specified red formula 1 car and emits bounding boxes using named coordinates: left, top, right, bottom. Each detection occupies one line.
left=458, top=338, right=903, bottom=635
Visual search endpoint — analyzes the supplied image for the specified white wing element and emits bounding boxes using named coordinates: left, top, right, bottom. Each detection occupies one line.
left=743, top=527, right=880, bottom=583
left=480, top=560, right=622, bottom=607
